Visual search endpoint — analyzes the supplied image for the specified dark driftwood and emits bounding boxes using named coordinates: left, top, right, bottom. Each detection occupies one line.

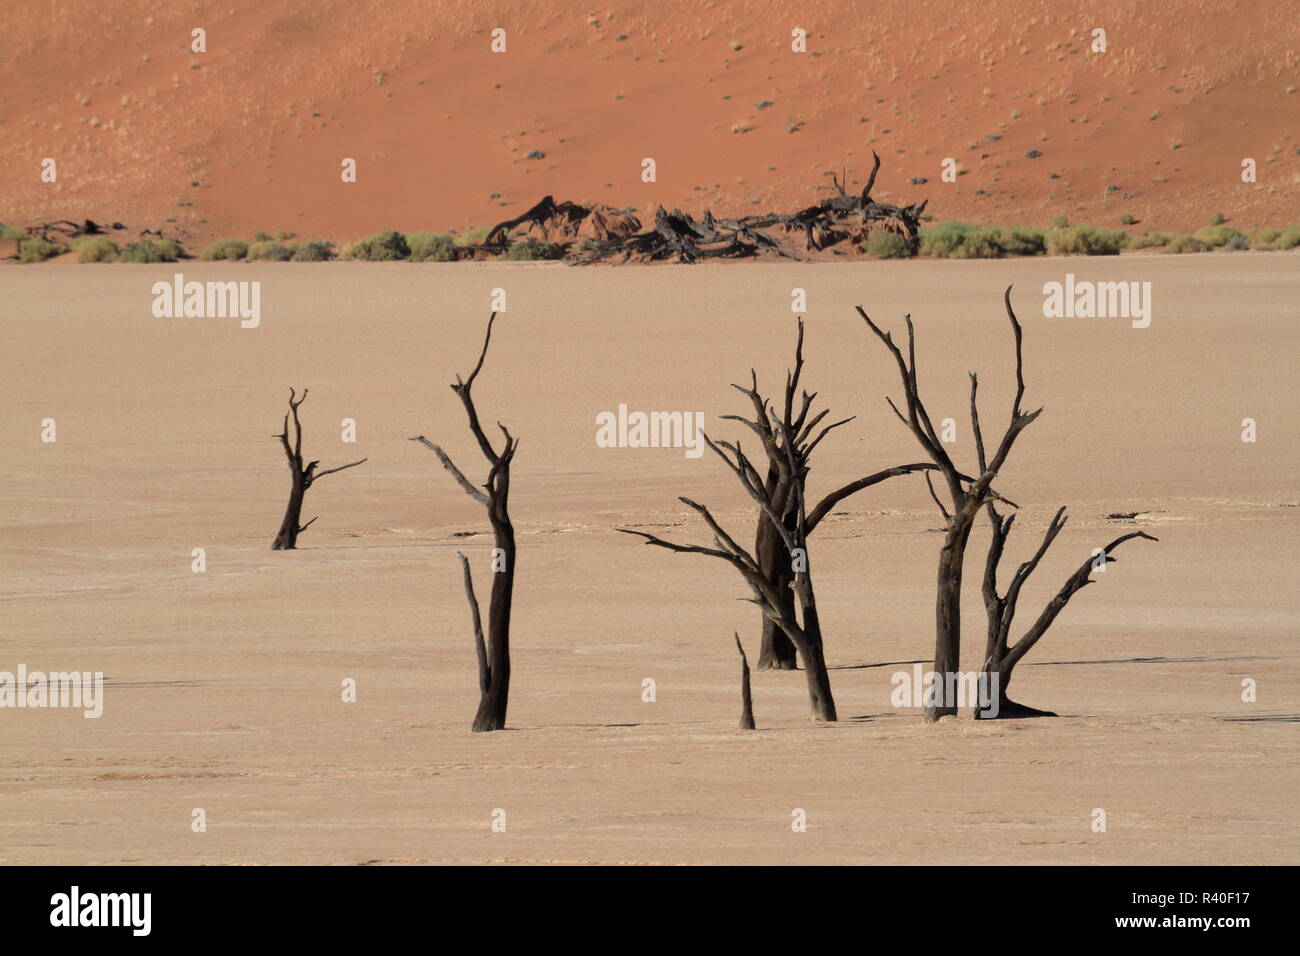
left=410, top=313, right=518, bottom=732
left=25, top=218, right=126, bottom=240
left=734, top=633, right=756, bottom=730
left=859, top=286, right=1039, bottom=722
left=569, top=151, right=926, bottom=264
left=270, top=388, right=367, bottom=550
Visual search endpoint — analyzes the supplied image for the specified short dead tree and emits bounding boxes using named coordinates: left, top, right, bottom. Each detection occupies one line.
left=735, top=320, right=943, bottom=670
left=271, top=388, right=367, bottom=550
left=410, top=314, right=518, bottom=733
left=859, top=286, right=1037, bottom=722
left=975, top=499, right=1157, bottom=718
left=620, top=431, right=839, bottom=722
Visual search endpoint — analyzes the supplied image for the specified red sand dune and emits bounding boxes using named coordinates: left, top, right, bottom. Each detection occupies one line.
left=2, top=0, right=1296, bottom=246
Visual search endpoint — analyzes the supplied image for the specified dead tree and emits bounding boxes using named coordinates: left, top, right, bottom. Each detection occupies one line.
left=976, top=497, right=1157, bottom=717
left=271, top=388, right=367, bottom=550
left=782, top=151, right=928, bottom=252
left=620, top=432, right=838, bottom=722
left=733, top=320, right=946, bottom=670
left=410, top=313, right=518, bottom=732
left=734, top=633, right=756, bottom=730
left=859, top=286, right=1039, bottom=721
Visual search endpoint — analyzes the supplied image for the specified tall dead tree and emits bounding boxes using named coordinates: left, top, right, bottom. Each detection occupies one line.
left=271, top=388, right=367, bottom=550
left=859, top=286, right=1039, bottom=721
left=410, top=314, right=518, bottom=733
left=735, top=320, right=947, bottom=670
left=976, top=497, right=1157, bottom=717
left=620, top=431, right=838, bottom=722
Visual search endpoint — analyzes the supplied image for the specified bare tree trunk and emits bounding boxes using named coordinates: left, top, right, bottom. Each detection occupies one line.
left=929, top=521, right=974, bottom=721
left=412, top=313, right=520, bottom=733
left=272, top=475, right=307, bottom=551
left=756, top=529, right=798, bottom=669
left=473, top=514, right=515, bottom=731
left=757, top=615, right=798, bottom=671
left=783, top=549, right=836, bottom=722
left=734, top=633, right=755, bottom=729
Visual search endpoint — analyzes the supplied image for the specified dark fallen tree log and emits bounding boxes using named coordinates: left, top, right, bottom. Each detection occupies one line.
left=24, top=219, right=127, bottom=240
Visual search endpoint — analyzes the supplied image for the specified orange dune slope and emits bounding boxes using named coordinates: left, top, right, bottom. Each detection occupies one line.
left=2, top=0, right=1296, bottom=245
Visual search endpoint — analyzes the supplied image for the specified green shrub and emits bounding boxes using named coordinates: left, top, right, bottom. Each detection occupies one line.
left=1269, top=225, right=1300, bottom=250
left=252, top=231, right=273, bottom=242
left=1051, top=215, right=1070, bottom=228
left=1192, top=225, right=1246, bottom=248
left=1208, top=211, right=1226, bottom=225
left=18, top=237, right=63, bottom=263
left=991, top=226, right=1047, bottom=256
left=290, top=240, right=335, bottom=261
left=202, top=237, right=249, bottom=260
left=1167, top=234, right=1208, bottom=254
left=1046, top=225, right=1126, bottom=255
left=1252, top=227, right=1281, bottom=249
left=247, top=240, right=293, bottom=261
left=119, top=238, right=183, bottom=262
left=918, top=222, right=1044, bottom=258
left=919, top=221, right=977, bottom=257
left=1127, top=232, right=1173, bottom=249
left=69, top=235, right=119, bottom=262
left=408, top=231, right=458, bottom=262
left=1119, top=213, right=1136, bottom=225
left=350, top=230, right=410, bottom=260
left=453, top=226, right=491, bottom=246
left=502, top=236, right=563, bottom=260
left=0, top=222, right=24, bottom=241
left=863, top=230, right=912, bottom=259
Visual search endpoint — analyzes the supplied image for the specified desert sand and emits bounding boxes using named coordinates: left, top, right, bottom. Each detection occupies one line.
left=3, top=0, right=1297, bottom=247
left=1, top=255, right=1296, bottom=864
